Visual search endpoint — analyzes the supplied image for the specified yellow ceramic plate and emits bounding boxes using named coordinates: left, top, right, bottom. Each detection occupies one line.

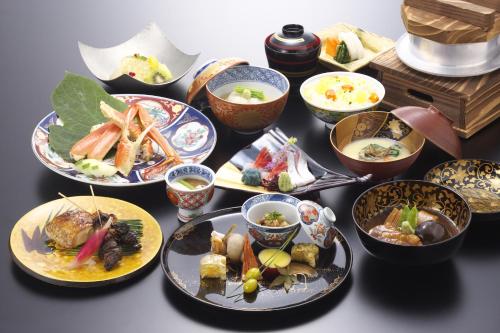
left=10, top=196, right=163, bottom=287
left=316, top=23, right=394, bottom=72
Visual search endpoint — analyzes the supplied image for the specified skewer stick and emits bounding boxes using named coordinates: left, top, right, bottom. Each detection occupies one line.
left=57, top=192, right=87, bottom=212
left=89, top=185, right=102, bottom=227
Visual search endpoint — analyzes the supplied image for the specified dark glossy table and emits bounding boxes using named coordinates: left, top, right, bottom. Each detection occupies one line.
left=1, top=1, right=499, bottom=332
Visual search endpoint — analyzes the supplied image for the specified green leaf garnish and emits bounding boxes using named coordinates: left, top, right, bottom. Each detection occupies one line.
left=48, top=72, right=128, bottom=161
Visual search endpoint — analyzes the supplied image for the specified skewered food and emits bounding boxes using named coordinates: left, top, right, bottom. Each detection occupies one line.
left=291, top=243, right=319, bottom=268
left=45, top=210, right=95, bottom=249
left=199, top=254, right=227, bottom=280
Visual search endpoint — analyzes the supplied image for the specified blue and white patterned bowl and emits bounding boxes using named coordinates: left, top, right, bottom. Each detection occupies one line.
left=242, top=194, right=301, bottom=248
left=206, top=65, right=290, bottom=133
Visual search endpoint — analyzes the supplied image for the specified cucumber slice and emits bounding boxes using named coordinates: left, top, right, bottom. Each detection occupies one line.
left=74, top=159, right=118, bottom=178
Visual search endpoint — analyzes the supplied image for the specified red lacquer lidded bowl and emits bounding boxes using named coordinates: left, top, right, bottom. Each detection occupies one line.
left=265, top=24, right=321, bottom=78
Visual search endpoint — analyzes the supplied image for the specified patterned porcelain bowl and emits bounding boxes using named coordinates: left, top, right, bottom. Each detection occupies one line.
left=206, top=65, right=290, bottom=134
left=300, top=72, right=384, bottom=125
left=330, top=111, right=425, bottom=180
left=242, top=194, right=301, bottom=248
left=352, top=180, right=471, bottom=265
left=165, top=164, right=215, bottom=222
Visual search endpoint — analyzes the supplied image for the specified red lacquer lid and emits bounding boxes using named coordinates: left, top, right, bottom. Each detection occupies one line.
left=391, top=105, right=462, bottom=159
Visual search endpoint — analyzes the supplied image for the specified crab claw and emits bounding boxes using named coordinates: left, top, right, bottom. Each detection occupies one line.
left=136, top=104, right=182, bottom=164
left=70, top=122, right=114, bottom=161
left=114, top=110, right=155, bottom=176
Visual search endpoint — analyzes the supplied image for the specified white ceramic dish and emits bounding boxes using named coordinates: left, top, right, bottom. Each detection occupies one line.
left=78, top=22, right=199, bottom=90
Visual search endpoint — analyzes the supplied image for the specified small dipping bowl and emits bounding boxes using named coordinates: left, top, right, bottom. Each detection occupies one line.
left=242, top=194, right=301, bottom=248
left=206, top=65, right=290, bottom=134
left=352, top=180, right=472, bottom=265
left=330, top=111, right=425, bottom=180
left=165, top=164, right=215, bottom=222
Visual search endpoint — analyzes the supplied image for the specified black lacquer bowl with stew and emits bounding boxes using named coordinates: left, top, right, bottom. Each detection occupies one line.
left=352, top=180, right=471, bottom=265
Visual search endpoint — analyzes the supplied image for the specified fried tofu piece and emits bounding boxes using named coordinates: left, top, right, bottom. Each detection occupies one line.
left=291, top=243, right=320, bottom=268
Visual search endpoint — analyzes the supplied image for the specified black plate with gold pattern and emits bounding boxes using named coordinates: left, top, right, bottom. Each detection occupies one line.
left=424, top=159, right=499, bottom=221
left=161, top=207, right=352, bottom=311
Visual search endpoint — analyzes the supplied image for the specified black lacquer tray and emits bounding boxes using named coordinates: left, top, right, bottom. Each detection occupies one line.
left=161, top=207, right=352, bottom=311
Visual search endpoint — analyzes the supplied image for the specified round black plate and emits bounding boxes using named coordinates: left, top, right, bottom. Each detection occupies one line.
left=161, top=207, right=352, bottom=311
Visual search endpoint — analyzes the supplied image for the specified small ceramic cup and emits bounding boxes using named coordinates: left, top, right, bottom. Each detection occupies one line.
left=165, top=164, right=215, bottom=222
left=297, top=200, right=337, bottom=248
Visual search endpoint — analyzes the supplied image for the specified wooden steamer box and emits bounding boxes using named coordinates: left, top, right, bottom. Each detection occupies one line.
left=370, top=48, right=499, bottom=139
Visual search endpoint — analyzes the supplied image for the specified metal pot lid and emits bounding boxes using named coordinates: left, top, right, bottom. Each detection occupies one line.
left=265, top=24, right=321, bottom=54
left=391, top=105, right=462, bottom=159
left=396, top=33, right=500, bottom=77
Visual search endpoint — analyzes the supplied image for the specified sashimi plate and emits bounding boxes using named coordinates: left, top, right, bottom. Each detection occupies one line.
left=215, top=131, right=360, bottom=195
left=32, top=94, right=217, bottom=187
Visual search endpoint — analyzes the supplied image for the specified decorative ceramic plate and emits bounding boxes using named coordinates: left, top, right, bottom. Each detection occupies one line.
left=316, top=23, right=394, bottom=72
left=424, top=159, right=500, bottom=220
left=32, top=94, right=217, bottom=187
left=161, top=207, right=352, bottom=311
left=215, top=131, right=361, bottom=195
left=10, top=196, right=163, bottom=287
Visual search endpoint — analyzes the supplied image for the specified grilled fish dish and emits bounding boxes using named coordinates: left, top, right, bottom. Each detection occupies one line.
left=45, top=210, right=95, bottom=249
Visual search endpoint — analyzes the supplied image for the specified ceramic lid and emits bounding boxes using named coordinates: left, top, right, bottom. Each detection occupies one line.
left=265, top=24, right=321, bottom=54
left=391, top=105, right=462, bottom=159
left=297, top=200, right=337, bottom=249
left=186, top=57, right=249, bottom=105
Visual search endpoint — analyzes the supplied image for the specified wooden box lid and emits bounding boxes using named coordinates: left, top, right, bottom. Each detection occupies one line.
left=401, top=3, right=500, bottom=44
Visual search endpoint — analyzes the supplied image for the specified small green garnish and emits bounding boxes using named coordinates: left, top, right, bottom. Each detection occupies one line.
left=399, top=204, right=418, bottom=234
left=265, top=211, right=283, bottom=221
left=177, top=178, right=196, bottom=190
left=287, top=136, right=297, bottom=145
left=234, top=86, right=266, bottom=100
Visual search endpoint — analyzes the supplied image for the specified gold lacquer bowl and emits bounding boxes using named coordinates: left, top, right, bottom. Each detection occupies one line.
left=9, top=196, right=163, bottom=287
left=330, top=111, right=425, bottom=180
left=352, top=180, right=471, bottom=264
left=424, top=159, right=500, bottom=220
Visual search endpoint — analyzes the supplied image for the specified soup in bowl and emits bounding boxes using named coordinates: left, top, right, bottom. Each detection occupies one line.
left=330, top=111, right=425, bottom=180
left=206, top=65, right=289, bottom=134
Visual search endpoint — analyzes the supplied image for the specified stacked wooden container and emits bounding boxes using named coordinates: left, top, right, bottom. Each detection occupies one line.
left=370, top=0, right=499, bottom=138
